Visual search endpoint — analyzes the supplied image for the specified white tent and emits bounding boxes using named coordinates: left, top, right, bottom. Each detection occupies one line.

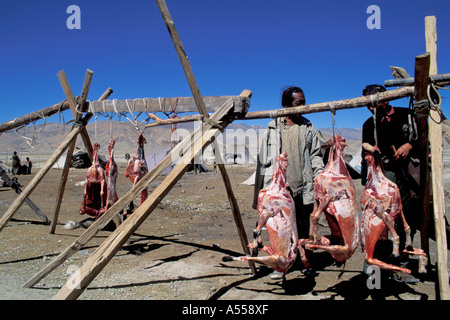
left=52, top=154, right=67, bottom=169
left=145, top=142, right=210, bottom=175
left=224, top=145, right=256, bottom=165
left=145, top=143, right=173, bottom=175
left=349, top=146, right=362, bottom=173
left=241, top=171, right=256, bottom=185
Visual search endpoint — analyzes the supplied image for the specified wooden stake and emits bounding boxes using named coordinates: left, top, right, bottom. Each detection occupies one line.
left=52, top=97, right=236, bottom=300
left=414, top=53, right=431, bottom=259
left=425, top=15, right=450, bottom=300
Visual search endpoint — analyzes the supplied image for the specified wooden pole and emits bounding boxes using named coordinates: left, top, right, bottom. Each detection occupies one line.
left=49, top=87, right=113, bottom=234
left=155, top=0, right=209, bottom=119
left=425, top=15, right=450, bottom=300
left=155, top=0, right=255, bottom=274
left=212, top=139, right=257, bottom=274
left=0, top=113, right=93, bottom=233
left=414, top=53, right=432, bottom=259
left=57, top=70, right=94, bottom=161
left=146, top=87, right=414, bottom=128
left=52, top=97, right=236, bottom=300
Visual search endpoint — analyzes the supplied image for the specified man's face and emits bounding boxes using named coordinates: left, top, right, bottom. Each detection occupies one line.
left=291, top=92, right=305, bottom=107
left=367, top=101, right=388, bottom=114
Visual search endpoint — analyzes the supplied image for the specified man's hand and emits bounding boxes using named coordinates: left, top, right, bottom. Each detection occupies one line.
left=393, top=143, right=412, bottom=160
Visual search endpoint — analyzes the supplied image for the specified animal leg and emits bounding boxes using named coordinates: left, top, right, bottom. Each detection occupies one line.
left=297, top=239, right=311, bottom=269
left=397, top=210, right=428, bottom=273
left=79, top=178, right=89, bottom=215
left=305, top=242, right=351, bottom=263
left=308, top=197, right=333, bottom=244
left=403, top=247, right=428, bottom=273
left=223, top=254, right=288, bottom=276
left=248, top=243, right=274, bottom=255
left=398, top=210, right=412, bottom=249
left=363, top=219, right=411, bottom=274
left=379, top=212, right=401, bottom=257
left=251, top=211, right=273, bottom=257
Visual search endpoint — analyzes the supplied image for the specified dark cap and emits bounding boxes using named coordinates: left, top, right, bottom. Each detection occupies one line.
left=362, top=84, right=386, bottom=96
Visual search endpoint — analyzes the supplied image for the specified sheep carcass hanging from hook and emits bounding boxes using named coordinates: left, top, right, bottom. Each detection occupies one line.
left=125, top=133, right=149, bottom=204
left=79, top=143, right=107, bottom=219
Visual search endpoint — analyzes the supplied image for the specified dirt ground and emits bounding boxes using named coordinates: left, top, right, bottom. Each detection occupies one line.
left=0, top=162, right=447, bottom=301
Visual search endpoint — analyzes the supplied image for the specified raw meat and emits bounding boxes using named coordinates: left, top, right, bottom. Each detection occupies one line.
left=125, top=133, right=149, bottom=204
left=299, top=135, right=359, bottom=269
left=105, top=138, right=118, bottom=211
left=79, top=143, right=107, bottom=218
left=223, top=152, right=298, bottom=276
left=360, top=143, right=427, bottom=274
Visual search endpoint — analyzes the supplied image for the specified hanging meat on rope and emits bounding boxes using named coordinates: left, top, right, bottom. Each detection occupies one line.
left=360, top=143, right=427, bottom=274
left=125, top=133, right=149, bottom=205
left=298, top=135, right=359, bottom=271
left=78, top=142, right=107, bottom=219
left=222, top=152, right=298, bottom=278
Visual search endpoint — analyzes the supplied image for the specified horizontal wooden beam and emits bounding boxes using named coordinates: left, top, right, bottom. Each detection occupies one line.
left=243, top=86, right=414, bottom=120
left=0, top=100, right=70, bottom=133
left=384, top=72, right=450, bottom=87
left=146, top=86, right=415, bottom=127
left=0, top=94, right=249, bottom=133
left=87, top=95, right=250, bottom=114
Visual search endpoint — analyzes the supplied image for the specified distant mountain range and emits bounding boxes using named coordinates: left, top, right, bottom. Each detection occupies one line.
left=0, top=121, right=362, bottom=161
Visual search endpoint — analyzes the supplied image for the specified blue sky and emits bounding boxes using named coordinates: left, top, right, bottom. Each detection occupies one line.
left=1, top=0, right=449, bottom=130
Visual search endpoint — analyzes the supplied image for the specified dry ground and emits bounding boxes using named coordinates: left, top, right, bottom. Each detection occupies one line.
left=0, top=161, right=447, bottom=301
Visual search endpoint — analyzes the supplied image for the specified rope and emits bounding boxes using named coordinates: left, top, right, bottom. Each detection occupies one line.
left=428, top=82, right=444, bottom=124
left=412, top=81, right=444, bottom=123
left=329, top=102, right=336, bottom=139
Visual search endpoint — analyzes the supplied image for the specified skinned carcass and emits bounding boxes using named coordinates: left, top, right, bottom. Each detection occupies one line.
left=360, top=143, right=427, bottom=274
left=299, top=135, right=359, bottom=269
left=125, top=133, right=149, bottom=205
left=223, top=152, right=298, bottom=277
left=78, top=143, right=107, bottom=219
left=105, top=139, right=118, bottom=210
left=104, top=138, right=124, bottom=227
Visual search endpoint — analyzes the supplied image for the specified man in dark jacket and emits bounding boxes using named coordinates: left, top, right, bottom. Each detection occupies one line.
left=361, top=84, right=419, bottom=282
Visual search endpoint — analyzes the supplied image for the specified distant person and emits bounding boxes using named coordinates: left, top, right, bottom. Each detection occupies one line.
left=11, top=177, right=22, bottom=193
left=213, top=161, right=217, bottom=175
left=11, top=151, right=20, bottom=175
left=26, top=157, right=32, bottom=174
